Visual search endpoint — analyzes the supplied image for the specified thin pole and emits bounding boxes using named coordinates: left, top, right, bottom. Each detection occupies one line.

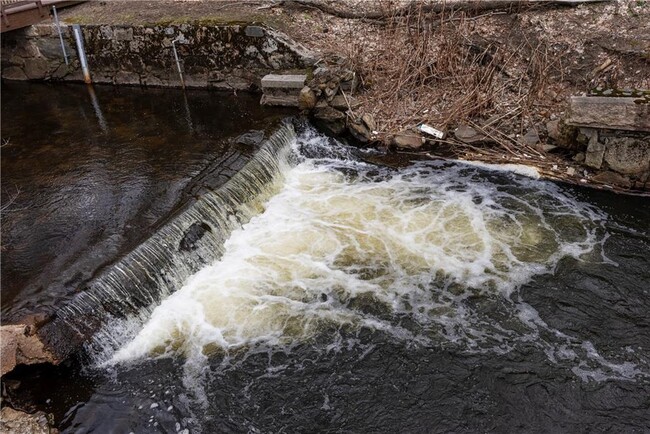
left=72, top=24, right=91, bottom=84
left=52, top=5, right=68, bottom=65
left=171, top=38, right=185, bottom=90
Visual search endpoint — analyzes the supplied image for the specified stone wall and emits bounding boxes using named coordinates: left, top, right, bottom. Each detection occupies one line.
left=1, top=22, right=316, bottom=89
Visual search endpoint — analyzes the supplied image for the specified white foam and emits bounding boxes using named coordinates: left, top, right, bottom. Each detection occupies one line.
left=459, top=160, right=541, bottom=179
left=102, top=128, right=644, bottom=383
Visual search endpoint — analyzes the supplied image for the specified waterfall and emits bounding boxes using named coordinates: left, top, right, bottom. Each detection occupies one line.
left=36, top=121, right=640, bottom=384
left=38, top=120, right=299, bottom=360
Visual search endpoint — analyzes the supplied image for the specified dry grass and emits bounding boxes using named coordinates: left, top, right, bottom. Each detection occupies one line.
left=330, top=0, right=561, bottom=151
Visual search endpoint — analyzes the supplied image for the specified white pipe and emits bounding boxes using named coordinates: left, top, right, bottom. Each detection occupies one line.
left=171, top=38, right=185, bottom=90
left=72, top=24, right=90, bottom=84
left=51, top=5, right=68, bottom=65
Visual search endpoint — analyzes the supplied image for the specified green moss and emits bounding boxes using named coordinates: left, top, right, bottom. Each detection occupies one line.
left=143, top=12, right=287, bottom=29
left=588, top=88, right=650, bottom=100
left=305, top=66, right=314, bottom=81
left=63, top=15, right=95, bottom=24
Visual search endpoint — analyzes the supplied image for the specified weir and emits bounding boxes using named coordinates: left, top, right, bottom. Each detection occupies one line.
left=37, top=120, right=299, bottom=361
left=4, top=116, right=650, bottom=434
left=28, top=119, right=645, bottom=389
left=94, top=124, right=641, bottom=386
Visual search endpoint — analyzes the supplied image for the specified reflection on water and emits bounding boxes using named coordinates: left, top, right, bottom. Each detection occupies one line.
left=0, top=82, right=292, bottom=321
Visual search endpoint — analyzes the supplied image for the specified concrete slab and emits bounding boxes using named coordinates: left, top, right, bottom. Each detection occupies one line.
left=568, top=96, right=650, bottom=132
left=261, top=74, right=306, bottom=90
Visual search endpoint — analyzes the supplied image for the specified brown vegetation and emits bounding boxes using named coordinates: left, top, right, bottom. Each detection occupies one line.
left=282, top=0, right=648, bottom=192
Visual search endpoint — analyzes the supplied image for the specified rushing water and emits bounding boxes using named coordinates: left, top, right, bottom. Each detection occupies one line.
left=3, top=92, right=650, bottom=432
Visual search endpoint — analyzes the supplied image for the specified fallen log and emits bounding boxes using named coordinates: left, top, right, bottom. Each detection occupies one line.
left=280, top=0, right=613, bottom=20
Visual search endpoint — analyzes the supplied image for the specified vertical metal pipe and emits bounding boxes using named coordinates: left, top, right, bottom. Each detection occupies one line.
left=72, top=24, right=91, bottom=84
left=171, top=38, right=185, bottom=90
left=52, top=6, right=69, bottom=65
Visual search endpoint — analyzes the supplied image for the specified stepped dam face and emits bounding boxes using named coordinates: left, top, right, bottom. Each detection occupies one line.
left=2, top=84, right=650, bottom=433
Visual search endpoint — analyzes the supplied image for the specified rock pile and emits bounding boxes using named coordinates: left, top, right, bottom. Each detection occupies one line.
left=292, top=65, right=381, bottom=145
left=0, top=407, right=58, bottom=434
left=542, top=94, right=650, bottom=190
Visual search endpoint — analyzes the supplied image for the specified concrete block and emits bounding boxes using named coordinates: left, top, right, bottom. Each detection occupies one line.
left=261, top=74, right=306, bottom=90
left=568, top=96, right=650, bottom=132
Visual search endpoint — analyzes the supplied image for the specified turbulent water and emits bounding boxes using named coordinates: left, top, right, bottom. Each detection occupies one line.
left=5, top=121, right=648, bottom=433
left=5, top=85, right=649, bottom=433
left=76, top=124, right=642, bottom=397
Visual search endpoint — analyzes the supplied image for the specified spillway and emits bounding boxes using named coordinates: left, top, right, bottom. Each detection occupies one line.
left=51, top=122, right=643, bottom=390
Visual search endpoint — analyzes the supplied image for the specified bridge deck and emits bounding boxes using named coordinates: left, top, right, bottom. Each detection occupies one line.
left=1, top=0, right=84, bottom=33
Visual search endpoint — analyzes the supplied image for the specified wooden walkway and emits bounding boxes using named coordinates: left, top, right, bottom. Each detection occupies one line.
left=1, top=0, right=84, bottom=33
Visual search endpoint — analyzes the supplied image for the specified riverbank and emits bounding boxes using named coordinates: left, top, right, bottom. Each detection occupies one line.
left=1, top=0, right=648, bottom=193
left=2, top=112, right=650, bottom=434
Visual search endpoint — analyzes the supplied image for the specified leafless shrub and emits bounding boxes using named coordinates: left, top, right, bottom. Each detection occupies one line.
left=334, top=0, right=557, bottom=144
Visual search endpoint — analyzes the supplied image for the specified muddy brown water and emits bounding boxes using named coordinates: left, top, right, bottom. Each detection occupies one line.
left=2, top=84, right=650, bottom=434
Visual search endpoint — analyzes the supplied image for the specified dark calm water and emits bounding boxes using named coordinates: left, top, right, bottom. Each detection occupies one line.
left=1, top=82, right=291, bottom=323
left=2, top=84, right=650, bottom=434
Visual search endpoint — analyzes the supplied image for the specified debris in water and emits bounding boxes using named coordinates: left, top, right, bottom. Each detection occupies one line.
left=417, top=123, right=445, bottom=139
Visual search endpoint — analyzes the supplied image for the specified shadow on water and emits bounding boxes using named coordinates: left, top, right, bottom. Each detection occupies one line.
left=0, top=82, right=293, bottom=322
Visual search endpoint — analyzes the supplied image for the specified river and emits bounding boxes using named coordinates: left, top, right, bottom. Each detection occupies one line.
left=2, top=84, right=649, bottom=433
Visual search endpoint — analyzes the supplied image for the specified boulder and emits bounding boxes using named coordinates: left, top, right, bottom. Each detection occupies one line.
left=235, top=130, right=265, bottom=146
left=573, top=152, right=585, bottom=163
left=454, top=124, right=486, bottom=144
left=2, top=66, right=27, bottom=81
left=340, top=73, right=358, bottom=93
left=313, top=106, right=346, bottom=135
left=361, top=113, right=376, bottom=132
left=0, top=407, right=57, bottom=434
left=520, top=128, right=540, bottom=147
left=546, top=119, right=579, bottom=149
left=324, top=84, right=339, bottom=101
left=1, top=324, right=57, bottom=376
left=582, top=128, right=605, bottom=169
left=602, top=137, right=650, bottom=175
left=23, top=58, right=50, bottom=80
left=391, top=131, right=425, bottom=150
left=348, top=119, right=371, bottom=143
left=298, top=86, right=317, bottom=110
left=542, top=145, right=557, bottom=152
left=591, top=171, right=632, bottom=188
left=329, top=94, right=360, bottom=111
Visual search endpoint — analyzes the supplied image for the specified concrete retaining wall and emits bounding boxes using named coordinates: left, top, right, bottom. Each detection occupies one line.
left=1, top=22, right=316, bottom=89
